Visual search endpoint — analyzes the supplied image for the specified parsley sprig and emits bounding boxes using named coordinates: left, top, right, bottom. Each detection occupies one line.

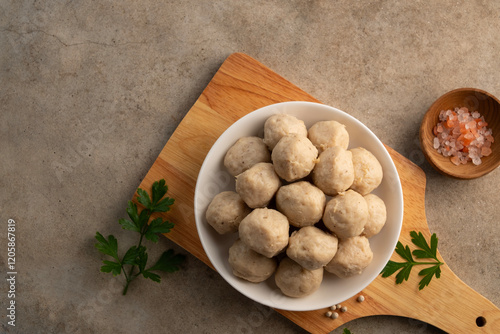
left=95, top=179, right=185, bottom=295
left=381, top=231, right=443, bottom=290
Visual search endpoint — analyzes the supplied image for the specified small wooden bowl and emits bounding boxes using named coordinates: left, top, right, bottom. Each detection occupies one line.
left=420, top=88, right=500, bottom=179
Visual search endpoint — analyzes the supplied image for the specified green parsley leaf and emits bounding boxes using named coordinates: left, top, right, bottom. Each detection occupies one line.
left=149, top=179, right=174, bottom=212
left=137, top=188, right=152, bottom=210
left=119, top=218, right=140, bottom=232
left=145, top=217, right=175, bottom=243
left=94, top=232, right=119, bottom=260
left=152, top=197, right=175, bottom=213
left=380, top=261, right=407, bottom=278
left=151, top=179, right=168, bottom=205
left=395, top=262, right=413, bottom=284
left=343, top=329, right=352, bottom=334
left=418, top=264, right=442, bottom=290
left=147, top=249, right=186, bottom=273
left=410, top=231, right=438, bottom=260
left=126, top=201, right=140, bottom=225
left=394, top=241, right=414, bottom=262
left=142, top=271, right=161, bottom=283
left=100, top=260, right=122, bottom=276
left=122, top=246, right=139, bottom=265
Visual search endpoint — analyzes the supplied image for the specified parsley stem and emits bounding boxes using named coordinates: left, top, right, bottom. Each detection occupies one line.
left=123, top=278, right=131, bottom=295
left=122, top=219, right=150, bottom=295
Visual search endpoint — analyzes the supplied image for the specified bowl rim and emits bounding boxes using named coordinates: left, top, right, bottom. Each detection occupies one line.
left=194, top=101, right=404, bottom=311
left=419, top=87, right=500, bottom=179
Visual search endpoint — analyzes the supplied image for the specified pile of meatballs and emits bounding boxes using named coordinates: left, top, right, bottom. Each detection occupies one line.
left=205, top=113, right=387, bottom=298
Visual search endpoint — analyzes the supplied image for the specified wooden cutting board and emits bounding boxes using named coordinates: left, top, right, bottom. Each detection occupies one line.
left=135, top=53, right=500, bottom=333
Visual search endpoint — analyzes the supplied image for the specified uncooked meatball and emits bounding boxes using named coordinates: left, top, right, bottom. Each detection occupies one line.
left=323, top=190, right=368, bottom=239
left=235, top=162, right=281, bottom=208
left=325, top=236, right=373, bottom=278
left=224, top=136, right=271, bottom=177
left=272, top=134, right=318, bottom=182
left=350, top=147, right=383, bottom=195
left=206, top=191, right=251, bottom=234
left=263, top=114, right=308, bottom=150
left=286, top=226, right=338, bottom=271
left=238, top=208, right=289, bottom=258
left=308, top=120, right=349, bottom=153
left=276, top=181, right=325, bottom=227
left=228, top=239, right=277, bottom=283
left=275, top=257, right=323, bottom=298
left=312, top=146, right=354, bottom=196
left=363, top=194, right=387, bottom=238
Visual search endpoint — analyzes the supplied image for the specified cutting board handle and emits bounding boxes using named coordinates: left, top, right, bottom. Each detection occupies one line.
left=393, top=255, right=500, bottom=333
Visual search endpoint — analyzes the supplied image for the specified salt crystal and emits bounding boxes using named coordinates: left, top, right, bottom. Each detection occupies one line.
left=433, top=137, right=440, bottom=149
left=433, top=108, right=494, bottom=165
left=481, top=147, right=492, bottom=156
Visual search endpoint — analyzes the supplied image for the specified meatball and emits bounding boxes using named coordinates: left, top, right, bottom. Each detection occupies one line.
left=235, top=162, right=281, bottom=208
left=308, top=120, right=349, bottom=153
left=350, top=147, right=383, bottom=195
left=228, top=239, right=277, bottom=283
left=224, top=136, right=271, bottom=177
left=238, top=208, right=289, bottom=258
left=263, top=114, right=308, bottom=150
left=312, top=146, right=354, bottom=196
left=286, top=226, right=338, bottom=271
left=323, top=190, right=368, bottom=239
left=205, top=191, right=251, bottom=234
left=363, top=194, right=387, bottom=238
left=276, top=181, right=325, bottom=227
left=275, top=257, right=323, bottom=298
left=272, top=134, right=318, bottom=182
left=325, top=236, right=373, bottom=278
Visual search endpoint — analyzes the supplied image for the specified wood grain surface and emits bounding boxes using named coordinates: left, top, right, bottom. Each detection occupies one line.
left=135, top=53, right=500, bottom=333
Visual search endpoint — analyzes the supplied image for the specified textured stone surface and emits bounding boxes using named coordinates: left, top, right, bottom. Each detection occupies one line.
left=1, top=1, right=499, bottom=333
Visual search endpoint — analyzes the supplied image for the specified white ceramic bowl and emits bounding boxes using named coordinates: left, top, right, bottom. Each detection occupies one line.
left=194, top=101, right=403, bottom=311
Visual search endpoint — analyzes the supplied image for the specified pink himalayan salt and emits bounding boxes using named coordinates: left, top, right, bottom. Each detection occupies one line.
left=433, top=107, right=494, bottom=166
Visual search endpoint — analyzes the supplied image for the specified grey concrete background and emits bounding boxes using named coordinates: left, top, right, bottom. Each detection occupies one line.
left=1, top=1, right=499, bottom=333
